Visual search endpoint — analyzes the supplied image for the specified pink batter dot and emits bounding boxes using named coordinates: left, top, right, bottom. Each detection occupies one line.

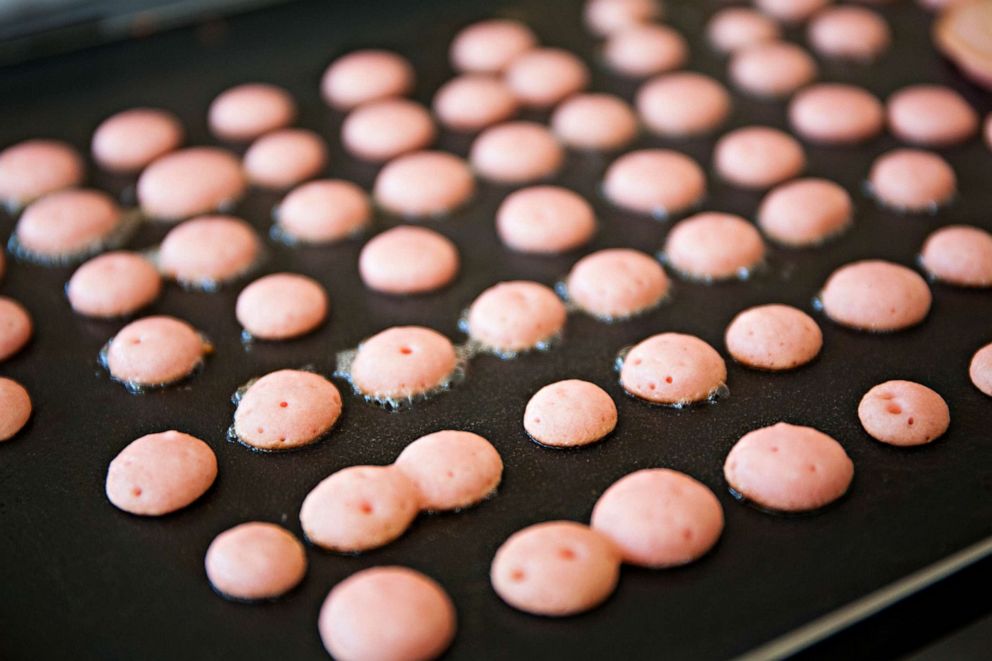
left=321, top=49, right=415, bottom=110
left=725, top=304, right=823, bottom=371
left=819, top=260, right=932, bottom=332
left=491, top=520, right=620, bottom=616
left=620, top=332, right=727, bottom=405
left=789, top=84, right=885, bottom=145
left=584, top=0, right=661, bottom=36
left=715, top=126, right=805, bottom=190
left=374, top=151, right=475, bottom=218
left=15, top=188, right=122, bottom=261
left=868, top=149, right=956, bottom=213
left=234, top=369, right=342, bottom=451
left=808, top=6, right=891, bottom=61
left=755, top=0, right=831, bottom=24
left=359, top=226, right=459, bottom=294
left=920, top=225, right=992, bottom=287
left=137, top=147, right=246, bottom=222
left=276, top=179, right=370, bottom=244
left=524, top=379, right=617, bottom=448
left=236, top=273, right=328, bottom=340
left=467, top=281, right=567, bottom=354
left=970, top=342, right=992, bottom=397
left=707, top=7, right=780, bottom=54
left=105, top=315, right=208, bottom=388
left=566, top=248, right=669, bottom=319
left=432, top=75, right=519, bottom=132
left=470, top=121, right=563, bottom=184
left=158, top=215, right=260, bottom=289
left=92, top=108, right=184, bottom=173
left=208, top=83, right=296, bottom=142
left=318, top=567, right=456, bottom=661
left=67, top=251, right=162, bottom=318
left=591, top=468, right=724, bottom=568
left=300, top=465, right=421, bottom=552
left=0, top=139, right=84, bottom=208
left=496, top=185, right=596, bottom=254
left=0, top=296, right=32, bottom=362
left=243, top=128, right=327, bottom=190
left=0, top=377, right=31, bottom=441
left=933, top=2, right=992, bottom=91
left=602, top=23, right=688, bottom=78
left=603, top=149, right=706, bottom=217
left=636, top=72, right=731, bottom=137
left=724, top=422, right=854, bottom=513
left=350, top=326, right=458, bottom=401
left=342, top=99, right=436, bottom=163
left=551, top=93, right=638, bottom=151
left=504, top=48, right=590, bottom=108
left=886, top=85, right=979, bottom=147
left=664, top=212, right=765, bottom=281
left=758, top=178, right=852, bottom=247
left=858, top=380, right=950, bottom=447
left=105, top=430, right=217, bottom=516
left=729, top=41, right=817, bottom=98
left=450, top=19, right=538, bottom=73
left=205, top=522, right=307, bottom=601
left=394, top=430, right=504, bottom=511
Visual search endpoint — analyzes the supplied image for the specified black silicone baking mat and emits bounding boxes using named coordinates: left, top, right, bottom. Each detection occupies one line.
left=1, top=0, right=990, bottom=659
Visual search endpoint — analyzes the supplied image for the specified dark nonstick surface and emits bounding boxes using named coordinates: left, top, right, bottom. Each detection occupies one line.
left=1, top=1, right=990, bottom=659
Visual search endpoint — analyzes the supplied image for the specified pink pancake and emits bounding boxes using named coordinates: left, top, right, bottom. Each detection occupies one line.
left=729, top=41, right=817, bottom=98
left=504, top=48, right=590, bottom=108
left=67, top=251, right=162, bottom=318
left=970, top=342, right=992, bottom=397
left=205, top=522, right=307, bottom=601
left=318, top=567, right=456, bottom=661
left=137, top=147, right=246, bottom=221
left=0, top=377, right=31, bottom=441
left=0, top=139, right=84, bottom=207
left=467, top=281, right=567, bottom=354
left=496, top=185, right=596, bottom=254
left=92, top=108, right=184, bottom=173
left=321, top=49, right=415, bottom=110
left=757, top=178, right=852, bottom=247
left=0, top=297, right=32, bottom=362
left=450, top=19, right=537, bottom=73
left=105, top=430, right=217, bottom=516
left=342, top=99, right=435, bottom=163
left=236, top=273, right=328, bottom=340
left=725, top=304, right=823, bottom=371
left=808, top=6, right=891, bottom=61
left=636, top=72, right=731, bottom=137
left=15, top=188, right=122, bottom=261
left=300, top=465, right=420, bottom=552
left=591, top=468, right=724, bottom=568
left=620, top=333, right=727, bottom=405
left=707, top=7, right=780, bottom=54
left=858, top=380, right=950, bottom=447
left=602, top=23, right=688, bottom=78
left=819, top=260, right=932, bottom=332
left=233, top=369, right=341, bottom=451
left=158, top=215, right=260, bottom=288
left=105, top=316, right=207, bottom=388
left=432, top=75, right=519, bottom=132
left=551, top=93, right=637, bottom=151
left=663, top=212, right=765, bottom=281
left=359, top=226, right=459, bottom=294
left=584, top=0, right=661, bottom=36
left=920, top=225, right=992, bottom=287
left=754, top=0, right=830, bottom=24
left=394, top=430, right=504, bottom=511
left=789, top=84, right=885, bottom=145
left=524, top=379, right=618, bottom=448
left=714, top=126, right=806, bottom=190
left=277, top=179, right=370, bottom=244
left=208, top=83, right=296, bottom=142
left=470, top=121, right=563, bottom=184
left=724, top=422, right=854, bottom=512
left=243, top=128, right=327, bottom=190
left=934, top=1, right=992, bottom=91
left=602, top=149, right=706, bottom=217
left=886, top=85, right=979, bottom=147
left=350, top=326, right=458, bottom=401
left=868, top=149, right=956, bottom=213
left=566, top=248, right=669, bottom=319
left=374, top=151, right=475, bottom=218
left=491, top=520, right=620, bottom=616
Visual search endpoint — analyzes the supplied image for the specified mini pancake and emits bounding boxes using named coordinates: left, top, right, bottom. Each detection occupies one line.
left=504, top=48, right=590, bottom=108
left=105, top=316, right=208, bottom=388
left=602, top=149, right=706, bottom=217
left=789, top=84, right=885, bottom=145
left=236, top=273, right=328, bottom=340
left=233, top=369, right=341, bottom=451
left=636, top=72, right=731, bottom=137
left=920, top=225, right=992, bottom=287
left=551, top=93, right=638, bottom=151
left=886, top=85, right=979, bottom=147
left=819, top=260, right=932, bottom=332
left=470, top=121, right=563, bottom=184
left=208, top=83, right=296, bottom=142
left=725, top=304, right=823, bottom=371
left=868, top=149, right=956, bottom=213
left=67, top=251, right=162, bottom=318
left=205, top=522, right=307, bottom=601
left=758, top=178, right=852, bottom=247
left=349, top=326, right=459, bottom=401
left=318, top=567, right=456, bottom=661
left=584, top=0, right=661, bottom=36
left=105, top=430, right=217, bottom=516
left=663, top=212, right=765, bottom=281
left=591, top=468, right=724, bottom=568
left=300, top=465, right=421, bottom=552
left=729, top=41, right=817, bottom=98
left=341, top=99, right=435, bottom=163
left=0, top=139, right=84, bottom=208
left=0, top=296, right=32, bottom=362
left=394, top=430, right=504, bottom=511
left=359, top=226, right=459, bottom=294
left=620, top=332, right=727, bottom=405
left=243, top=128, right=327, bottom=190
left=92, top=108, right=184, bottom=173
left=0, top=377, right=31, bottom=441
left=432, top=75, right=519, bottom=132
left=15, top=188, right=123, bottom=262
left=566, top=248, right=669, bottom=319
left=321, top=49, right=415, bottom=110
left=276, top=179, right=370, bottom=244
left=496, top=185, right=596, bottom=254
left=970, top=342, right=992, bottom=397
left=602, top=23, right=688, bottom=78
left=137, top=147, right=246, bottom=221
left=724, top=422, right=854, bottom=513
left=706, top=7, right=780, bottom=54
left=858, top=380, right=950, bottom=447
left=466, top=281, right=567, bottom=354
left=714, top=126, right=805, bottom=190
left=491, top=520, right=620, bottom=616
left=158, top=215, right=260, bottom=289
left=374, top=150, right=475, bottom=218
left=754, top=0, right=829, bottom=24
left=933, top=1, right=992, bottom=91
left=523, top=379, right=618, bottom=448
left=450, top=18, right=537, bottom=73
left=808, top=6, right=891, bottom=61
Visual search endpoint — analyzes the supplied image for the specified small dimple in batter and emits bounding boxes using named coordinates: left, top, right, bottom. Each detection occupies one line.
left=523, top=379, right=617, bottom=448
left=858, top=380, right=950, bottom=447
left=233, top=369, right=341, bottom=451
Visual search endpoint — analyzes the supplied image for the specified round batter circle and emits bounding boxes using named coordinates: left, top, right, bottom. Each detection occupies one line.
left=432, top=75, right=519, bottom=132
left=725, top=304, right=823, bottom=371
left=92, top=108, right=184, bottom=173
left=208, top=83, right=296, bottom=142
left=470, top=121, right=563, bottom=184
left=524, top=379, right=618, bottom=448
left=757, top=178, right=852, bottom=247
left=67, top=251, right=162, bottom=318
left=276, top=179, right=371, bottom=244
left=620, top=332, right=727, bottom=405
left=137, top=147, right=246, bottom=222
left=105, top=316, right=207, bottom=388
left=350, top=326, right=459, bottom=401
left=374, top=151, right=475, bottom=218
left=0, top=139, right=84, bottom=208
left=158, top=215, right=260, bottom=289
left=496, top=185, right=596, bottom=254
left=341, top=98, right=436, bottom=163
left=819, top=260, right=932, bottom=332
left=233, top=369, right=342, bottom=451
left=0, top=297, right=32, bottom=362
left=551, top=93, right=638, bottom=151
left=205, top=522, right=307, bottom=601
left=0, top=377, right=31, bottom=441
left=359, top=226, right=460, bottom=294
left=602, top=149, right=706, bottom=217
left=236, top=273, right=328, bottom=340
left=920, top=225, right=992, bottom=287
left=714, top=126, right=806, bottom=190
left=466, top=281, right=567, bottom=354
left=394, top=430, right=504, bottom=511
left=663, top=212, right=765, bottom=281
left=858, top=380, right=950, bottom=447
left=243, top=128, right=327, bottom=190
left=868, top=149, right=956, bottom=213
left=636, top=72, right=731, bottom=137
left=321, top=49, right=414, bottom=110
left=566, top=248, right=669, bottom=320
